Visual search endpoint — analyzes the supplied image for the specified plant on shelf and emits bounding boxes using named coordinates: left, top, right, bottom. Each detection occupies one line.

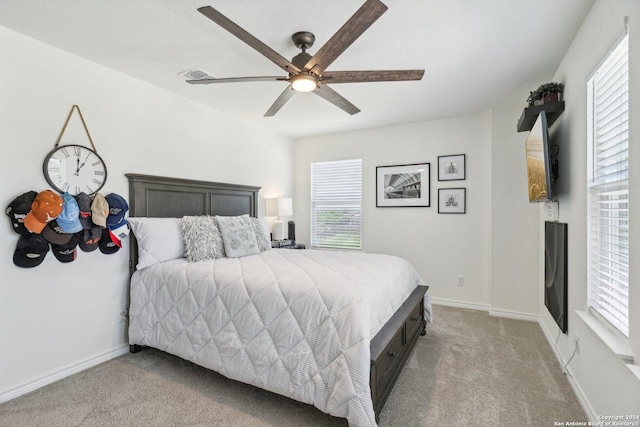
left=527, top=82, right=564, bottom=106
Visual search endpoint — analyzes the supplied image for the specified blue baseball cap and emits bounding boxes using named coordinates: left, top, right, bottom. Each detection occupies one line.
left=105, top=193, right=129, bottom=228
left=57, top=192, right=83, bottom=234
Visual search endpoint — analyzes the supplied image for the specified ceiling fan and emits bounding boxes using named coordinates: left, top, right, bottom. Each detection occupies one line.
left=186, top=0, right=425, bottom=117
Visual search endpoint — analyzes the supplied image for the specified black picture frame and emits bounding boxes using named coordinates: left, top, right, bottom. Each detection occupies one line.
left=438, top=188, right=466, bottom=214
left=376, top=163, right=430, bottom=207
left=438, top=154, right=466, bottom=181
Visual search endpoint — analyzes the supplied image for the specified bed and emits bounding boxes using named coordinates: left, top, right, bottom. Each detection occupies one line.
left=125, top=173, right=430, bottom=427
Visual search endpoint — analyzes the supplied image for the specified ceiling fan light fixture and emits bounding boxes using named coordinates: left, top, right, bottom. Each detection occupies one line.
left=290, top=74, right=317, bottom=92
left=195, top=3, right=424, bottom=116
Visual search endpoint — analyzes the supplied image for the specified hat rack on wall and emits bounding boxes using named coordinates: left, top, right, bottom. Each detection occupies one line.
left=5, top=105, right=129, bottom=267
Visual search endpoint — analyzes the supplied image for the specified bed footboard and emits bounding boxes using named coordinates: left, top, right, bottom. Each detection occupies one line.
left=370, top=285, right=428, bottom=420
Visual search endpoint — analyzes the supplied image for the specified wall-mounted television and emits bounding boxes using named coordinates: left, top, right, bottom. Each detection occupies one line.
left=545, top=221, right=568, bottom=333
left=525, top=111, right=557, bottom=202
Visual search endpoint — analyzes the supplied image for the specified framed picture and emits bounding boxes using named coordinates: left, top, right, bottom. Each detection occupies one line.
left=438, top=154, right=466, bottom=181
left=376, top=163, right=430, bottom=207
left=438, top=188, right=466, bottom=214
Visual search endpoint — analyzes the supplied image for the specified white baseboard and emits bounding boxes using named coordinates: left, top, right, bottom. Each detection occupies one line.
left=431, top=298, right=538, bottom=322
left=431, top=297, right=490, bottom=312
left=0, top=344, right=129, bottom=403
left=489, top=307, right=538, bottom=322
left=538, top=317, right=597, bottom=422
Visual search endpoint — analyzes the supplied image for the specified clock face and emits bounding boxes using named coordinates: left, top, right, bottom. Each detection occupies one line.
left=43, top=145, right=108, bottom=196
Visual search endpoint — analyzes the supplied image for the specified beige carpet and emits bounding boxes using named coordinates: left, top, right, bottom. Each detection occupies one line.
left=0, top=305, right=587, bottom=426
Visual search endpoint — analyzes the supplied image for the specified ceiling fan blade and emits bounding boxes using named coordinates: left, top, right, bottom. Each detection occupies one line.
left=264, top=87, right=296, bottom=117
left=322, top=69, right=425, bottom=84
left=313, top=84, right=361, bottom=115
left=304, top=0, right=387, bottom=73
left=198, top=6, right=301, bottom=74
left=187, top=76, right=287, bottom=85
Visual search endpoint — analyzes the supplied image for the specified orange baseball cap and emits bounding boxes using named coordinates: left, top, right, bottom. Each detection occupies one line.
left=24, top=190, right=63, bottom=234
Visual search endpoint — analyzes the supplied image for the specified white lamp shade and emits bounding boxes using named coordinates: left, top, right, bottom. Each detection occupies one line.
left=265, top=197, right=292, bottom=217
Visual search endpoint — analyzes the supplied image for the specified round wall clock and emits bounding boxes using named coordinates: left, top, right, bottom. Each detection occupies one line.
left=43, top=144, right=108, bottom=196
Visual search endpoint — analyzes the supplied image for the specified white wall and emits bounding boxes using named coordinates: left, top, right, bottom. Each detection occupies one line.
left=0, top=26, right=293, bottom=400
left=293, top=107, right=543, bottom=320
left=537, top=0, right=640, bottom=416
left=295, top=112, right=514, bottom=311
left=489, top=107, right=541, bottom=318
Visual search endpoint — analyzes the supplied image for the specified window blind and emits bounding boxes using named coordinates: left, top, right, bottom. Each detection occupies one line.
left=311, top=158, right=362, bottom=250
left=587, top=34, right=629, bottom=337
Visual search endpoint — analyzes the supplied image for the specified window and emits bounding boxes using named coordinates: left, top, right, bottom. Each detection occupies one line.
left=310, top=158, right=362, bottom=250
left=587, top=34, right=629, bottom=337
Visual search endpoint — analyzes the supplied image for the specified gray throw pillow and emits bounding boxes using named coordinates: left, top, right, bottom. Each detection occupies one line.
left=180, top=216, right=226, bottom=262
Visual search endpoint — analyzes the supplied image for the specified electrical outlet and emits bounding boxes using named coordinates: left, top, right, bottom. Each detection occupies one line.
left=545, top=201, right=559, bottom=221
left=119, top=309, right=128, bottom=323
left=457, top=275, right=464, bottom=286
left=573, top=334, right=580, bottom=354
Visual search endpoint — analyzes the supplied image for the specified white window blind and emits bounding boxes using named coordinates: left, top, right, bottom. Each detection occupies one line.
left=311, top=158, right=362, bottom=250
left=587, top=34, right=629, bottom=337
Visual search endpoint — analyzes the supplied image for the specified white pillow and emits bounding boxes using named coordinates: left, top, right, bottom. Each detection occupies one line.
left=128, top=217, right=185, bottom=269
left=250, top=217, right=272, bottom=252
left=180, top=216, right=226, bottom=262
left=215, top=214, right=259, bottom=258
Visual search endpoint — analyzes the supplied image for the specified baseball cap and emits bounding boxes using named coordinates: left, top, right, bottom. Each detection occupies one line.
left=91, top=193, right=109, bottom=228
left=105, top=193, right=129, bottom=227
left=57, top=192, right=83, bottom=234
left=51, top=233, right=78, bottom=263
left=13, top=234, right=49, bottom=268
left=99, top=227, right=120, bottom=254
left=105, top=193, right=130, bottom=247
left=75, top=192, right=93, bottom=230
left=78, top=226, right=101, bottom=252
left=6, top=191, right=38, bottom=235
left=108, top=222, right=130, bottom=248
left=42, top=220, right=73, bottom=245
left=24, top=190, right=63, bottom=234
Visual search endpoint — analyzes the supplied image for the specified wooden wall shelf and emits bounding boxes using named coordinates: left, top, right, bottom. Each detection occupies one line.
left=517, top=101, right=565, bottom=132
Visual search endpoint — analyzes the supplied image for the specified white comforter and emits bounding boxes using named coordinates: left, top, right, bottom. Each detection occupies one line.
left=129, top=249, right=430, bottom=427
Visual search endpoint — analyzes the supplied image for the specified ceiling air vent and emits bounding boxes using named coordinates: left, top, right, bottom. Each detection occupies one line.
left=178, top=67, right=215, bottom=80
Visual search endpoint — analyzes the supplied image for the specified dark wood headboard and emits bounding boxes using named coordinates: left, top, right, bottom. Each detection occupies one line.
left=126, top=173, right=261, bottom=275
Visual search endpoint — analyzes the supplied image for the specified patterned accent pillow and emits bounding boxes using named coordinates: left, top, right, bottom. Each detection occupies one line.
left=250, top=217, right=272, bottom=252
left=215, top=214, right=259, bottom=258
left=180, top=216, right=226, bottom=262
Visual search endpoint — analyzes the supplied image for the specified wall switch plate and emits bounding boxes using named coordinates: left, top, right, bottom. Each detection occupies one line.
left=544, top=201, right=559, bottom=221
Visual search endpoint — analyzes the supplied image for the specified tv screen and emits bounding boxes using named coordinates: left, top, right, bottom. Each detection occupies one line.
left=525, top=111, right=553, bottom=202
left=545, top=221, right=568, bottom=333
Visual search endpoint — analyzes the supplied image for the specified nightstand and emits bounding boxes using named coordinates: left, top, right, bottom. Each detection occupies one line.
left=272, top=240, right=305, bottom=249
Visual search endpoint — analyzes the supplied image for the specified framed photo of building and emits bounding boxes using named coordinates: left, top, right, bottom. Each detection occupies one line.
left=438, top=188, right=466, bottom=214
left=376, top=163, right=430, bottom=207
left=438, top=154, right=466, bottom=181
